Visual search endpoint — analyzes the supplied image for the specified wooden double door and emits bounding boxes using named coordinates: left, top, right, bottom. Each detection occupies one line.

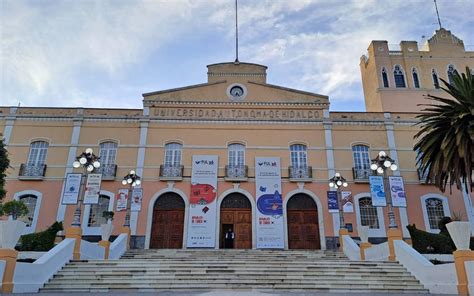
left=287, top=194, right=320, bottom=250
left=220, top=209, right=252, bottom=249
left=150, top=193, right=185, bottom=249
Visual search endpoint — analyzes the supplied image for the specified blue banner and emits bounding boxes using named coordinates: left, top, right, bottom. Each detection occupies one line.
left=369, top=175, right=387, bottom=206
left=327, top=191, right=339, bottom=213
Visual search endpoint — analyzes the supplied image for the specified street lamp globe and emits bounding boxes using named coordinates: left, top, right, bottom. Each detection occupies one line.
left=93, top=161, right=101, bottom=168
left=377, top=167, right=384, bottom=174
left=122, top=179, right=127, bottom=185
left=379, top=151, right=386, bottom=157
left=130, top=170, right=136, bottom=175
left=329, top=182, right=335, bottom=187
left=343, top=182, right=348, bottom=187
left=383, top=160, right=392, bottom=168
left=85, top=148, right=93, bottom=154
left=390, top=164, right=398, bottom=171
left=79, top=157, right=87, bottom=165
left=73, top=161, right=80, bottom=168
left=370, top=163, right=378, bottom=170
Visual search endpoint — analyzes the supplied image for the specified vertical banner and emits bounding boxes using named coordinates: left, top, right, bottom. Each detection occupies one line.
left=187, top=155, right=218, bottom=248
left=389, top=176, right=407, bottom=207
left=369, top=176, right=387, bottom=206
left=83, top=173, right=102, bottom=204
left=342, top=191, right=354, bottom=213
left=116, top=189, right=128, bottom=212
left=255, top=157, right=284, bottom=249
left=131, top=188, right=143, bottom=211
left=61, top=173, right=82, bottom=204
left=327, top=191, right=339, bottom=213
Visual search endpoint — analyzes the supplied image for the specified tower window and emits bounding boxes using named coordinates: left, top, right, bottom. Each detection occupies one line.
left=447, top=65, right=456, bottom=85
left=381, top=68, right=389, bottom=88
left=432, top=69, right=440, bottom=89
left=412, top=68, right=420, bottom=88
left=393, top=65, right=406, bottom=88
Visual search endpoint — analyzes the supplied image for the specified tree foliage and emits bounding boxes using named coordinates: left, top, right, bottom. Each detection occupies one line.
left=414, top=67, right=473, bottom=193
left=1, top=200, right=29, bottom=220
left=0, top=135, right=9, bottom=201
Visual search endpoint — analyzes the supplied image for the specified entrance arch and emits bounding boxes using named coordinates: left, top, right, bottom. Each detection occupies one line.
left=150, top=192, right=185, bottom=249
left=286, top=193, right=320, bottom=250
left=219, top=193, right=252, bottom=249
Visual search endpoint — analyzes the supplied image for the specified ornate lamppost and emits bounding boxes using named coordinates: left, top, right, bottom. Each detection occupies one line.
left=329, top=172, right=349, bottom=250
left=71, top=148, right=101, bottom=227
left=370, top=150, right=401, bottom=261
left=121, top=170, right=141, bottom=247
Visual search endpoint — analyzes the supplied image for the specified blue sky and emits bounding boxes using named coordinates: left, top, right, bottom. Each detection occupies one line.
left=1, top=0, right=473, bottom=111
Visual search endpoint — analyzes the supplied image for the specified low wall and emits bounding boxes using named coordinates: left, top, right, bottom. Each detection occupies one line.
left=13, top=238, right=75, bottom=293
left=342, top=235, right=360, bottom=261
left=394, top=240, right=457, bottom=294
left=80, top=240, right=105, bottom=260
left=109, top=233, right=127, bottom=259
left=365, top=242, right=389, bottom=261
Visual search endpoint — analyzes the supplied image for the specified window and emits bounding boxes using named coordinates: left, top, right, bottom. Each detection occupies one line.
left=425, top=198, right=445, bottom=230
left=359, top=197, right=379, bottom=229
left=447, top=64, right=456, bottom=85
left=99, top=142, right=117, bottom=165
left=381, top=67, right=389, bottom=88
left=164, top=143, right=182, bottom=166
left=290, top=144, right=307, bottom=168
left=27, top=141, right=48, bottom=165
left=352, top=145, right=370, bottom=170
left=17, top=195, right=37, bottom=227
left=228, top=143, right=245, bottom=166
left=393, top=65, right=406, bottom=88
left=432, top=69, right=440, bottom=89
left=412, top=68, right=420, bottom=88
left=87, top=195, right=110, bottom=227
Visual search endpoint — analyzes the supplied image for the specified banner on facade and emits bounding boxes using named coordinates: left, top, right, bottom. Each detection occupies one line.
left=61, top=173, right=82, bottom=205
left=369, top=176, right=387, bottom=206
left=131, top=188, right=143, bottom=211
left=389, top=176, right=407, bottom=207
left=255, top=157, right=284, bottom=249
left=83, top=174, right=102, bottom=204
left=186, top=155, right=218, bottom=248
left=342, top=191, right=354, bottom=213
left=116, top=189, right=128, bottom=212
left=327, top=191, right=339, bottom=213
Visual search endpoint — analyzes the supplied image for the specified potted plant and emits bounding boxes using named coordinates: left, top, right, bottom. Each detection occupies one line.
left=0, top=200, right=29, bottom=248
left=100, top=211, right=114, bottom=241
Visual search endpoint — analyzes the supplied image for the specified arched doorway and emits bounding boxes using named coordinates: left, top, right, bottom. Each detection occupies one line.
left=287, top=193, right=320, bottom=249
left=150, top=192, right=185, bottom=249
left=220, top=193, right=252, bottom=249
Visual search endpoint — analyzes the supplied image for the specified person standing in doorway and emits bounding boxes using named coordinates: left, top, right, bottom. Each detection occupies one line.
left=225, top=228, right=235, bottom=248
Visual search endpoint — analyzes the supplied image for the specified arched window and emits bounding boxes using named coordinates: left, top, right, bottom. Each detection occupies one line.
left=381, top=67, right=389, bottom=88
left=17, top=195, right=38, bottom=227
left=412, top=68, right=420, bottom=88
left=352, top=145, right=370, bottom=180
left=87, top=195, right=111, bottom=227
left=393, top=65, right=406, bottom=88
left=425, top=198, right=445, bottom=230
left=99, top=142, right=117, bottom=165
left=27, top=141, right=48, bottom=165
left=432, top=69, right=440, bottom=89
left=228, top=143, right=245, bottom=166
left=290, top=144, right=307, bottom=168
left=359, top=197, right=379, bottom=229
left=164, top=143, right=182, bottom=166
left=447, top=64, right=456, bottom=85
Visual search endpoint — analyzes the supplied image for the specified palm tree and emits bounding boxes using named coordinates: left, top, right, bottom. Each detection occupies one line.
left=414, top=67, right=473, bottom=193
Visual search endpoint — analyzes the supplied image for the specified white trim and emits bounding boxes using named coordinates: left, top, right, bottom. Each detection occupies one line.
left=29, top=137, right=51, bottom=144
left=98, top=138, right=119, bottom=145
left=13, top=190, right=42, bottom=234
left=354, top=192, right=386, bottom=237
left=283, top=189, right=326, bottom=250
left=144, top=188, right=189, bottom=249
left=81, top=190, right=115, bottom=236
left=420, top=194, right=451, bottom=233
left=215, top=188, right=256, bottom=249
left=2, top=119, right=15, bottom=145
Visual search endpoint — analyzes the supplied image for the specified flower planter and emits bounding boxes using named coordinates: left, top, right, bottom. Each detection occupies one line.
left=0, top=220, right=26, bottom=249
left=100, top=222, right=114, bottom=242
left=446, top=221, right=471, bottom=250
left=357, top=225, right=370, bottom=243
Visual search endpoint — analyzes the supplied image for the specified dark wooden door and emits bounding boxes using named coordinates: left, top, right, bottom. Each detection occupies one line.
left=220, top=209, right=252, bottom=249
left=150, top=209, right=184, bottom=249
left=287, top=210, right=320, bottom=249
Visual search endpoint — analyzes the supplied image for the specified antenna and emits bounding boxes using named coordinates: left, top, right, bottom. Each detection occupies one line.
left=433, top=0, right=442, bottom=29
left=234, top=0, right=239, bottom=63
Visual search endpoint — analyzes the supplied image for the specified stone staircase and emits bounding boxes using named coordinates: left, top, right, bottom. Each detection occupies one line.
left=41, top=249, right=428, bottom=293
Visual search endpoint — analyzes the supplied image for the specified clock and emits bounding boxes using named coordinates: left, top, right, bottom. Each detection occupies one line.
left=230, top=86, right=244, bottom=97
left=226, top=83, right=247, bottom=101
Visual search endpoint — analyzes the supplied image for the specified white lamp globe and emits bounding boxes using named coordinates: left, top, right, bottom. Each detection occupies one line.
left=127, top=178, right=132, bottom=184
left=390, top=164, right=398, bottom=171
left=370, top=163, right=378, bottom=170
left=85, top=148, right=93, bottom=154
left=130, top=170, right=136, bottom=175
left=335, top=172, right=341, bottom=177
left=136, top=179, right=141, bottom=185
left=384, top=160, right=391, bottom=168
left=79, top=157, right=87, bottom=164
left=378, top=151, right=386, bottom=157
left=122, top=180, right=127, bottom=185
left=132, top=182, right=136, bottom=186
left=73, top=161, right=80, bottom=168
left=336, top=180, right=342, bottom=186
left=329, top=182, right=335, bottom=188
left=343, top=182, right=348, bottom=187
left=93, top=161, right=100, bottom=168
left=377, top=167, right=384, bottom=174
left=86, top=165, right=94, bottom=172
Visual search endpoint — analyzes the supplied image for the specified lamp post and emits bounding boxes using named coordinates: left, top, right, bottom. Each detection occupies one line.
left=329, top=173, right=349, bottom=230
left=71, top=148, right=101, bottom=227
left=370, top=151, right=401, bottom=261
left=121, top=170, right=141, bottom=248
